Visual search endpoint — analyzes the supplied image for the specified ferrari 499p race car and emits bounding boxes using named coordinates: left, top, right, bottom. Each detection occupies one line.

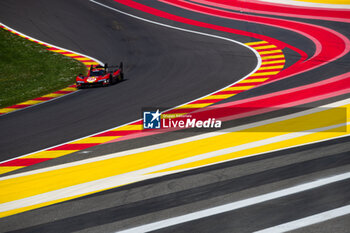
left=76, top=62, right=124, bottom=88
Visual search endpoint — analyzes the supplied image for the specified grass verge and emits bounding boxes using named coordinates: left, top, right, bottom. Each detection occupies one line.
left=0, top=27, right=86, bottom=108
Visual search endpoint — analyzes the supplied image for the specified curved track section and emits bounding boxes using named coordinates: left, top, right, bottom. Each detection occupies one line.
left=0, top=0, right=256, bottom=161
left=0, top=0, right=349, bottom=232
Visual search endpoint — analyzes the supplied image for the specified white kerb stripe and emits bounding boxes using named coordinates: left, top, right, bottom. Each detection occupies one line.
left=115, top=171, right=350, bottom=233
left=254, top=204, right=350, bottom=233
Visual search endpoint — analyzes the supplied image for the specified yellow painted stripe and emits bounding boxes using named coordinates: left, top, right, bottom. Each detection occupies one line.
left=259, top=65, right=284, bottom=70
left=113, top=125, right=143, bottom=131
left=18, top=100, right=44, bottom=105
left=0, top=167, right=25, bottom=175
left=152, top=125, right=348, bottom=174
left=23, top=150, right=78, bottom=159
left=258, top=50, right=283, bottom=55
left=82, top=62, right=99, bottom=65
left=176, top=103, right=212, bottom=109
left=42, top=93, right=64, bottom=98
left=225, top=86, right=254, bottom=91
left=250, top=71, right=279, bottom=77
left=74, top=57, right=92, bottom=61
left=245, top=41, right=268, bottom=46
left=0, top=106, right=347, bottom=205
left=50, top=49, right=67, bottom=53
left=261, top=55, right=285, bottom=60
left=259, top=50, right=283, bottom=55
left=239, top=78, right=269, bottom=83
left=64, top=53, right=81, bottom=57
left=201, top=94, right=236, bottom=100
left=70, top=136, right=121, bottom=144
left=261, top=60, right=286, bottom=65
left=253, top=45, right=276, bottom=50
left=0, top=108, right=16, bottom=113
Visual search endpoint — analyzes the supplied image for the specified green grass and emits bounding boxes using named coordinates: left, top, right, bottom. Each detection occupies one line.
left=0, top=28, right=86, bottom=108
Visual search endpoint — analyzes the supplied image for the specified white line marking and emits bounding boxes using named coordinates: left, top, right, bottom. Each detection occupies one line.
left=0, top=1, right=261, bottom=165
left=0, top=122, right=347, bottom=213
left=256, top=0, right=350, bottom=9
left=254, top=204, right=350, bottom=233
left=1, top=98, right=349, bottom=181
left=115, top=172, right=350, bottom=233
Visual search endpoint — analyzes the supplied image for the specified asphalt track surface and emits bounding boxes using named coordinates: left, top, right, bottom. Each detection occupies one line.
left=0, top=0, right=350, bottom=232
left=0, top=0, right=257, bottom=160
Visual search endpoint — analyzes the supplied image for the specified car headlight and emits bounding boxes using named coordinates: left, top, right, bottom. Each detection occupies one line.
left=76, top=81, right=84, bottom=83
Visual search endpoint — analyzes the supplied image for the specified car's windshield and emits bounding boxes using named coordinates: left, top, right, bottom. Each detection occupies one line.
left=89, top=70, right=105, bottom=76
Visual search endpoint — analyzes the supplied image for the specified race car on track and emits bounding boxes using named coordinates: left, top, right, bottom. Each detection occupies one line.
left=76, top=62, right=124, bottom=88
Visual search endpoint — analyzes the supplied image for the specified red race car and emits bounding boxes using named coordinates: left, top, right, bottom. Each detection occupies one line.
left=76, top=62, right=124, bottom=89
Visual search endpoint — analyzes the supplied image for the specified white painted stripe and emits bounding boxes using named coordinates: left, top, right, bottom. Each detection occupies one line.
left=256, top=0, right=350, bottom=9
left=0, top=23, right=104, bottom=65
left=254, top=204, right=350, bottom=233
left=0, top=122, right=347, bottom=213
left=1, top=98, right=349, bottom=181
left=0, top=1, right=261, bottom=165
left=115, top=171, right=350, bottom=233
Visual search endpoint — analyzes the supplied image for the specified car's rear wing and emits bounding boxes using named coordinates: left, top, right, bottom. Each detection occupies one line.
left=90, top=62, right=123, bottom=71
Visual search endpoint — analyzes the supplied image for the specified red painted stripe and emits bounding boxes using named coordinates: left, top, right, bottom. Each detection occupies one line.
left=213, top=91, right=242, bottom=95
left=193, top=0, right=350, bottom=23
left=48, top=143, right=100, bottom=151
left=130, top=121, right=143, bottom=125
left=6, top=104, right=31, bottom=109
left=260, top=57, right=286, bottom=62
left=260, top=53, right=284, bottom=57
left=260, top=62, right=285, bottom=67
left=105, top=71, right=350, bottom=145
left=70, top=55, right=87, bottom=59
left=114, top=0, right=307, bottom=53
left=33, top=97, right=55, bottom=101
left=156, top=0, right=349, bottom=83
left=253, top=48, right=280, bottom=53
left=78, top=59, right=94, bottom=62
left=0, top=158, right=51, bottom=167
